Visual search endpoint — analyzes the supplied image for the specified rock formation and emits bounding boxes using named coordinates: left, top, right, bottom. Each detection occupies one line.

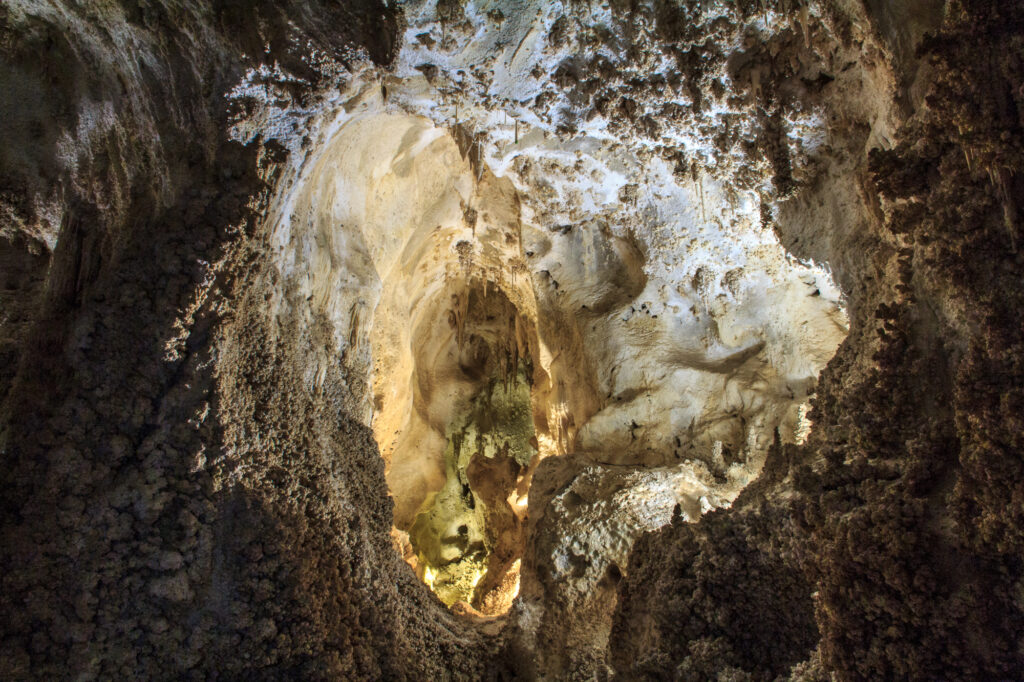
left=1, top=0, right=1021, bottom=679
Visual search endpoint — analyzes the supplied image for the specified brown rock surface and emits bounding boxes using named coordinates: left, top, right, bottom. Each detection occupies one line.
left=1, top=0, right=1022, bottom=680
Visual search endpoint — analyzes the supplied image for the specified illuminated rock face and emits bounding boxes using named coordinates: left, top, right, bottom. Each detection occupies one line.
left=408, top=363, right=533, bottom=611
left=257, top=0, right=850, bottom=634
left=261, top=108, right=545, bottom=612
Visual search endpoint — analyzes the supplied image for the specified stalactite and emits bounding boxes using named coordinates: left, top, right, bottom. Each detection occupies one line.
left=699, top=173, right=706, bottom=223
left=451, top=290, right=470, bottom=351
left=798, top=3, right=811, bottom=48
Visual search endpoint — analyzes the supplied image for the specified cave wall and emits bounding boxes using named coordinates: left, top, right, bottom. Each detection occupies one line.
left=1, top=0, right=1022, bottom=680
left=0, top=2, right=494, bottom=679
left=612, top=1, right=1024, bottom=679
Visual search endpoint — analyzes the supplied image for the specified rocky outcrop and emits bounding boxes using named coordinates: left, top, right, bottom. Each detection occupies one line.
left=612, top=439, right=820, bottom=681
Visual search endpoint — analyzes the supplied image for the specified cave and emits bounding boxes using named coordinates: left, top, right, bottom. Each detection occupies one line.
left=2, top=0, right=1023, bottom=679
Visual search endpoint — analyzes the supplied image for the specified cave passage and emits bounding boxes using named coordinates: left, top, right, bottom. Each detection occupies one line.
left=267, top=105, right=553, bottom=615
left=390, top=285, right=541, bottom=615
left=276, top=99, right=847, bottom=623
left=9, top=0, right=1023, bottom=679
left=408, top=347, right=535, bottom=610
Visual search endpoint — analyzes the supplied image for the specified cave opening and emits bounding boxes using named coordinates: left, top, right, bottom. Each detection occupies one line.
left=383, top=282, right=545, bottom=615
left=8, top=1, right=1017, bottom=678
left=273, top=87, right=848, bottom=624
left=303, top=111, right=556, bottom=616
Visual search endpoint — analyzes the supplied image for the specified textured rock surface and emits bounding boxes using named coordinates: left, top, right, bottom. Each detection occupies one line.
left=612, top=439, right=820, bottom=681
left=613, top=1, right=1024, bottom=680
left=0, top=2, right=493, bottom=679
left=1, top=0, right=1022, bottom=680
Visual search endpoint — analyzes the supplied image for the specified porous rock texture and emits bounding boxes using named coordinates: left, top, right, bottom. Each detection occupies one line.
left=0, top=2, right=491, bottom=679
left=613, top=1, right=1024, bottom=680
left=1, top=0, right=1022, bottom=680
